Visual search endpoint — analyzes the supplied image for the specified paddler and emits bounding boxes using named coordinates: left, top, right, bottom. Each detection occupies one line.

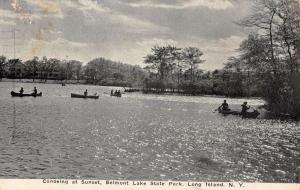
left=219, top=100, right=230, bottom=111
left=19, top=87, right=24, bottom=95
left=241, top=101, right=250, bottom=115
left=33, top=87, right=37, bottom=95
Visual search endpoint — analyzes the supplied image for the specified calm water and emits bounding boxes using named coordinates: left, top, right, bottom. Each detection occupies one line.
left=0, top=82, right=299, bottom=182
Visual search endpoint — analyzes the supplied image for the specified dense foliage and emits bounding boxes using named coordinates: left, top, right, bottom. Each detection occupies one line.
left=142, top=45, right=262, bottom=97
left=0, top=56, right=146, bottom=87
left=84, top=58, right=145, bottom=87
left=227, top=0, right=300, bottom=118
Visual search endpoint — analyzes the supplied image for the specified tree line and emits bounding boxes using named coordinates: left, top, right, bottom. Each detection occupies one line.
left=142, top=45, right=263, bottom=97
left=143, top=45, right=205, bottom=93
left=0, top=56, right=146, bottom=87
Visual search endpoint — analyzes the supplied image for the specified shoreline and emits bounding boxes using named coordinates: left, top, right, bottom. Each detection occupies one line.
left=0, top=78, right=263, bottom=100
left=1, top=79, right=297, bottom=121
left=140, top=90, right=263, bottom=100
left=0, top=78, right=86, bottom=84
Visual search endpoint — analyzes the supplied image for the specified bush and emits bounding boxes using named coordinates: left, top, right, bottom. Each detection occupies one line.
left=262, top=74, right=300, bottom=119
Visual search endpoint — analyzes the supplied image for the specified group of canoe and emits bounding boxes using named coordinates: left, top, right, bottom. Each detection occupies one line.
left=10, top=87, right=259, bottom=119
left=71, top=89, right=122, bottom=99
left=11, top=87, right=42, bottom=97
left=110, top=90, right=122, bottom=97
left=11, top=87, right=122, bottom=99
left=217, top=100, right=260, bottom=119
left=71, top=89, right=99, bottom=99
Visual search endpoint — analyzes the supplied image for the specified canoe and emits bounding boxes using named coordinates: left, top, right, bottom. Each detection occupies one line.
left=241, top=110, right=260, bottom=119
left=218, top=107, right=260, bottom=119
left=218, top=107, right=241, bottom=115
left=11, top=91, right=42, bottom=97
left=71, top=93, right=99, bottom=99
left=111, top=94, right=121, bottom=97
left=124, top=88, right=140, bottom=92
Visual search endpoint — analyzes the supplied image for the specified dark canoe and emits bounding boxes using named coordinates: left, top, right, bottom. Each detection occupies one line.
left=218, top=107, right=241, bottom=115
left=111, top=94, right=122, bottom=97
left=71, top=93, right=99, bottom=99
left=218, top=107, right=260, bottom=119
left=124, top=88, right=140, bottom=92
left=11, top=91, right=42, bottom=97
left=241, top=110, right=260, bottom=119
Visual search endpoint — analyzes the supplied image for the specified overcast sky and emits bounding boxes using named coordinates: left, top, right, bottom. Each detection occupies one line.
left=0, top=0, right=254, bottom=70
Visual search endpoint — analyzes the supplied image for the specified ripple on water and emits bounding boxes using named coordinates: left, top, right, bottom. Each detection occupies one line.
left=0, top=82, right=299, bottom=182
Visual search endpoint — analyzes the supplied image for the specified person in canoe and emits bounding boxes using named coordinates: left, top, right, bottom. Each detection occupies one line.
left=219, top=100, right=230, bottom=111
left=114, top=90, right=118, bottom=96
left=241, top=102, right=250, bottom=115
left=111, top=89, right=114, bottom=96
left=84, top=89, right=88, bottom=96
left=33, top=87, right=37, bottom=95
left=19, top=87, right=24, bottom=95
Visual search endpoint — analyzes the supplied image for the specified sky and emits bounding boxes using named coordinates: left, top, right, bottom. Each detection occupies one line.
left=0, top=0, right=254, bottom=70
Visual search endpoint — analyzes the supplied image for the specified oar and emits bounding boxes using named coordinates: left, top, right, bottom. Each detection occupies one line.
left=212, top=107, right=220, bottom=113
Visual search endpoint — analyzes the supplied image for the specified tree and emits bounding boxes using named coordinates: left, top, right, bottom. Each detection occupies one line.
left=45, top=58, right=61, bottom=81
left=84, top=58, right=107, bottom=84
left=84, top=61, right=97, bottom=84
left=144, top=45, right=181, bottom=91
left=240, top=0, right=280, bottom=76
left=181, top=47, right=205, bottom=83
left=37, top=56, right=49, bottom=81
left=24, top=56, right=39, bottom=81
left=65, top=60, right=74, bottom=81
left=238, top=0, right=300, bottom=118
left=144, top=46, right=177, bottom=79
left=0, top=56, right=7, bottom=80
left=224, top=57, right=248, bottom=97
left=275, top=0, right=300, bottom=74
left=7, top=59, right=23, bottom=79
left=241, top=0, right=300, bottom=75
left=72, top=61, right=83, bottom=82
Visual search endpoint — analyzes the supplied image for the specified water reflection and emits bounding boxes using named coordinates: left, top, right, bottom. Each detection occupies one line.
left=0, top=82, right=299, bottom=182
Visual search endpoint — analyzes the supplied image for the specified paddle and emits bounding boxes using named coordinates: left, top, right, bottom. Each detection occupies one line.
left=212, top=107, right=221, bottom=113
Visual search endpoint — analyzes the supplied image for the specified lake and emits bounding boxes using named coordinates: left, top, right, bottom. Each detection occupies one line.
left=0, top=81, right=299, bottom=182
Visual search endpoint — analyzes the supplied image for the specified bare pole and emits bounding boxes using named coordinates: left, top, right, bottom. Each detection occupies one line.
left=11, top=27, right=20, bottom=80
left=13, top=27, right=16, bottom=59
left=11, top=28, right=16, bottom=79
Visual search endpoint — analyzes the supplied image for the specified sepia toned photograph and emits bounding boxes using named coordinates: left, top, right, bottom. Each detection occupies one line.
left=0, top=0, right=299, bottom=184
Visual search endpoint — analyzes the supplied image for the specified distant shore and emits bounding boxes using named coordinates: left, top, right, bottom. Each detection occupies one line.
left=0, top=78, right=86, bottom=84
left=0, top=78, right=263, bottom=100
left=0, top=78, right=260, bottom=97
